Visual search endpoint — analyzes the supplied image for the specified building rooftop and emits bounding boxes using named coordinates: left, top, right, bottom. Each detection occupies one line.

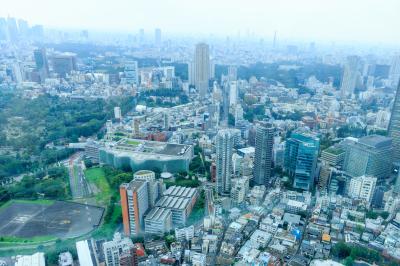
left=145, top=207, right=171, bottom=221
left=358, top=134, right=392, bottom=149
left=164, top=185, right=197, bottom=198
left=156, top=196, right=190, bottom=210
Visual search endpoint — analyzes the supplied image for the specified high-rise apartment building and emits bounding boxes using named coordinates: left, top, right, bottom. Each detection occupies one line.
left=120, top=179, right=150, bottom=236
left=253, top=122, right=274, bottom=186
left=389, top=81, right=400, bottom=163
left=216, top=129, right=235, bottom=195
left=343, top=135, right=392, bottom=180
left=124, top=61, right=139, bottom=85
left=284, top=131, right=320, bottom=191
left=103, top=232, right=135, bottom=266
left=340, top=55, right=361, bottom=98
left=229, top=81, right=238, bottom=106
left=194, top=43, right=210, bottom=99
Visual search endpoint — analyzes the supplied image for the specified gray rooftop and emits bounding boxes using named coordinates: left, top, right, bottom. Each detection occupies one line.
left=358, top=135, right=392, bottom=149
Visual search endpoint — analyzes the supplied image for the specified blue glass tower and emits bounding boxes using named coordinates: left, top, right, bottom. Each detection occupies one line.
left=284, top=131, right=320, bottom=191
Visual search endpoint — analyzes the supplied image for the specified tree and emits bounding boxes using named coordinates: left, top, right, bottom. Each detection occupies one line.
left=332, top=242, right=351, bottom=259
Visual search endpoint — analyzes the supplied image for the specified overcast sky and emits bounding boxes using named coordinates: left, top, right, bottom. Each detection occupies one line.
left=2, top=0, right=400, bottom=44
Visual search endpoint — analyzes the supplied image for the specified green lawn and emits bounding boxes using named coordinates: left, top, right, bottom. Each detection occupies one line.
left=126, top=140, right=141, bottom=146
left=0, top=235, right=56, bottom=244
left=85, top=167, right=112, bottom=205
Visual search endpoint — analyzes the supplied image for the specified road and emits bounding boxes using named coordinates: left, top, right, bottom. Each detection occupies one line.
left=67, top=153, right=91, bottom=199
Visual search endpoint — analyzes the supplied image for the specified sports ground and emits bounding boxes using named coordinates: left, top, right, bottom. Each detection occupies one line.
left=0, top=200, right=104, bottom=239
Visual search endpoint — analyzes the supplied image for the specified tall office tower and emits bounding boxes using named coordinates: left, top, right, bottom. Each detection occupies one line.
left=253, top=122, right=274, bottom=186
left=229, top=81, right=238, bottom=106
left=343, top=135, right=392, bottom=180
left=389, top=81, right=400, bottom=163
left=340, top=55, right=361, bottom=98
left=30, top=25, right=44, bottom=41
left=52, top=53, right=77, bottom=78
left=138, top=28, right=145, bottom=44
left=216, top=129, right=235, bottom=195
left=34, top=48, right=49, bottom=83
left=12, top=63, right=23, bottom=84
left=273, top=31, right=277, bottom=49
left=188, top=61, right=195, bottom=85
left=103, top=232, right=135, bottom=266
left=6, top=17, right=19, bottom=42
left=228, top=65, right=237, bottom=81
left=119, top=246, right=138, bottom=266
left=120, top=179, right=150, bottom=236
left=0, top=18, right=8, bottom=41
left=389, top=55, right=400, bottom=88
left=154, top=28, right=161, bottom=46
left=348, top=175, right=377, bottom=205
left=284, top=130, right=320, bottom=191
left=17, top=19, right=29, bottom=37
left=194, top=43, right=210, bottom=99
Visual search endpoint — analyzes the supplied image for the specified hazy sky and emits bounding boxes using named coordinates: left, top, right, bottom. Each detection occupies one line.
left=2, top=0, right=400, bottom=44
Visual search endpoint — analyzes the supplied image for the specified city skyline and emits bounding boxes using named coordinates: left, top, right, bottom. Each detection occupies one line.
left=2, top=0, right=400, bottom=44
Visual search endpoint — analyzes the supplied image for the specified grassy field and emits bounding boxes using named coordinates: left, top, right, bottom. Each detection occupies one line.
left=0, top=235, right=56, bottom=245
left=85, top=167, right=112, bottom=205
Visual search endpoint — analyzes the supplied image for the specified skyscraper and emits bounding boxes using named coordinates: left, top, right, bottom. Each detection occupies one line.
left=229, top=81, right=238, bottom=106
left=6, top=17, right=18, bottom=42
left=389, top=81, right=400, bottom=163
left=34, top=48, right=49, bottom=83
left=194, top=43, right=210, bottom=99
left=154, top=28, right=161, bottom=46
left=340, top=55, right=361, bottom=98
left=120, top=179, right=150, bottom=236
left=284, top=130, right=320, bottom=191
left=253, top=122, right=274, bottom=186
left=216, top=129, right=235, bottom=195
left=389, top=55, right=400, bottom=89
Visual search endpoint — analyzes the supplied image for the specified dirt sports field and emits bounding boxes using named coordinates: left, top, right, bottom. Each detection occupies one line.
left=0, top=201, right=104, bottom=238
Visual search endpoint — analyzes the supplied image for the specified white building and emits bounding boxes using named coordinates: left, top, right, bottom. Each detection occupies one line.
left=144, top=207, right=172, bottom=236
left=103, top=232, right=134, bottom=266
left=15, top=252, right=45, bottom=266
left=348, top=175, right=377, bottom=205
left=114, top=106, right=122, bottom=120
left=175, top=225, right=195, bottom=242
